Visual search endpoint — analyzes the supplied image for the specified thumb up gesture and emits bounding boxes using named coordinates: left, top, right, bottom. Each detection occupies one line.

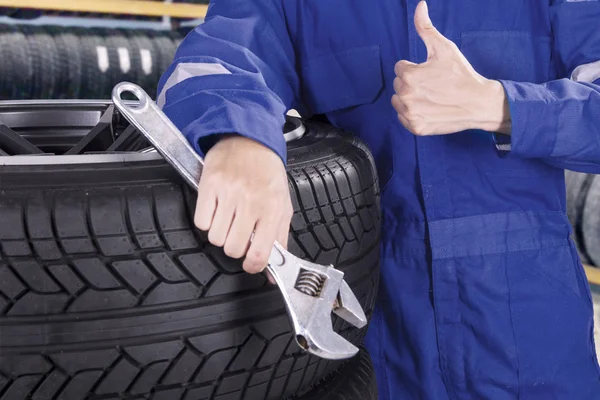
left=392, top=1, right=510, bottom=136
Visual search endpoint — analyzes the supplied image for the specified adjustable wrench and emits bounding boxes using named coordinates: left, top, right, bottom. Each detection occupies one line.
left=111, top=82, right=368, bottom=360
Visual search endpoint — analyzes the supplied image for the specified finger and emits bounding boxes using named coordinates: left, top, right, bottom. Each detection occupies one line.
left=393, top=76, right=403, bottom=95
left=394, top=60, right=416, bottom=77
left=414, top=1, right=447, bottom=58
left=207, top=195, right=236, bottom=247
left=243, top=215, right=279, bottom=274
left=223, top=204, right=254, bottom=259
left=395, top=104, right=413, bottom=131
left=276, top=215, right=291, bottom=250
left=194, top=182, right=217, bottom=231
left=391, top=94, right=407, bottom=114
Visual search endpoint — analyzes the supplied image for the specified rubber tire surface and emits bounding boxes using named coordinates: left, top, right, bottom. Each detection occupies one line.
left=566, top=170, right=594, bottom=265
left=78, top=29, right=107, bottom=99
left=0, top=25, right=31, bottom=100
left=23, top=26, right=59, bottom=99
left=0, top=120, right=381, bottom=399
left=126, top=31, right=160, bottom=96
left=294, top=347, right=378, bottom=400
left=54, top=29, right=83, bottom=99
left=582, top=175, right=600, bottom=267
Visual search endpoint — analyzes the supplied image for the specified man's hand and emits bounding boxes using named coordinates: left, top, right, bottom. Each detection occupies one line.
left=194, top=135, right=293, bottom=275
left=392, top=1, right=511, bottom=136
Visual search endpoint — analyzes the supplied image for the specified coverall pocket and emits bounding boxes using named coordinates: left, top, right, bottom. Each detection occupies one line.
left=459, top=31, right=553, bottom=84
left=460, top=31, right=556, bottom=179
left=505, top=244, right=600, bottom=398
left=299, top=45, right=384, bottom=115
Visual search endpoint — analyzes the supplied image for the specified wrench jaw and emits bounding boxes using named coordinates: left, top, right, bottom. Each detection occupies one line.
left=284, top=289, right=361, bottom=360
left=272, top=258, right=364, bottom=360
left=296, top=325, right=361, bottom=360
left=332, top=280, right=368, bottom=329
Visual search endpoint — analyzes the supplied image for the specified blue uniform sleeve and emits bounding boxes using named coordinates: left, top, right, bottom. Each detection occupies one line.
left=156, top=0, right=303, bottom=166
left=495, top=0, right=600, bottom=174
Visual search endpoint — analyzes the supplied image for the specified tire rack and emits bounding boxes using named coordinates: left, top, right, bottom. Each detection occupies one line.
left=586, top=265, right=600, bottom=287
left=0, top=0, right=208, bottom=19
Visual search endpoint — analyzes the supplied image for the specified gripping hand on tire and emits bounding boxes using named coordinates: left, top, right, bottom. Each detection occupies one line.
left=194, top=135, right=293, bottom=275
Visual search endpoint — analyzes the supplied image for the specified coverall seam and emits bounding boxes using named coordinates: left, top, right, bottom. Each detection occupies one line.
left=505, top=257, right=522, bottom=399
left=547, top=88, right=562, bottom=158
left=406, top=0, right=453, bottom=397
left=376, top=307, right=393, bottom=400
left=433, top=238, right=571, bottom=260
left=445, top=141, right=461, bottom=400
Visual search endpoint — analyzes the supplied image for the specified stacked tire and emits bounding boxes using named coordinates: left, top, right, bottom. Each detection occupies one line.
left=566, top=170, right=599, bottom=266
left=0, top=103, right=381, bottom=399
left=0, top=25, right=183, bottom=100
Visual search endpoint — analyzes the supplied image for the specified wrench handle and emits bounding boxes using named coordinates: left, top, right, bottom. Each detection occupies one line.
left=112, top=82, right=204, bottom=190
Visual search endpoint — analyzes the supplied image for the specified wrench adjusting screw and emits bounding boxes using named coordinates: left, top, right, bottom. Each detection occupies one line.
left=294, top=269, right=326, bottom=297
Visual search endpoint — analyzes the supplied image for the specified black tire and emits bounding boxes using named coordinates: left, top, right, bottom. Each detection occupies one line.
left=0, top=25, right=32, bottom=100
left=22, top=26, right=60, bottom=99
left=566, top=170, right=593, bottom=265
left=294, top=347, right=378, bottom=400
left=150, top=30, right=180, bottom=80
left=582, top=175, right=600, bottom=267
left=79, top=29, right=109, bottom=99
left=126, top=31, right=160, bottom=96
left=54, top=29, right=83, bottom=99
left=0, top=106, right=381, bottom=400
left=0, top=25, right=181, bottom=100
left=45, top=26, right=71, bottom=100
left=104, top=29, right=141, bottom=98
left=21, top=25, right=45, bottom=99
left=0, top=25, right=14, bottom=99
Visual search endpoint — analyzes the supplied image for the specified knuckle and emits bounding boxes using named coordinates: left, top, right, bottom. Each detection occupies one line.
left=394, top=61, right=403, bottom=75
left=411, top=123, right=427, bottom=136
left=394, top=60, right=411, bottom=74
left=223, top=242, right=243, bottom=259
left=391, top=94, right=403, bottom=111
left=247, top=249, right=267, bottom=267
left=194, top=216, right=209, bottom=231
left=208, top=229, right=226, bottom=247
left=446, top=40, right=459, bottom=52
left=244, top=255, right=266, bottom=273
left=400, top=70, right=415, bottom=84
left=393, top=77, right=402, bottom=93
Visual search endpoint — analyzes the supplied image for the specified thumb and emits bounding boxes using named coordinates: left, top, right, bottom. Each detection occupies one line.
left=414, top=1, right=447, bottom=59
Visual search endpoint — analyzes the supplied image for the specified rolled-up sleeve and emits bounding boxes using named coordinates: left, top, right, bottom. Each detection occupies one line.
left=496, top=0, right=600, bottom=173
left=156, top=0, right=303, bottom=166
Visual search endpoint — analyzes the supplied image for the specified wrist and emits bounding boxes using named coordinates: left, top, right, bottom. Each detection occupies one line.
left=471, top=79, right=512, bottom=134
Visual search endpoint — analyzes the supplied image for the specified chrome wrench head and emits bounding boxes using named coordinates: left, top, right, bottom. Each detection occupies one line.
left=111, top=82, right=368, bottom=360
left=267, top=242, right=368, bottom=359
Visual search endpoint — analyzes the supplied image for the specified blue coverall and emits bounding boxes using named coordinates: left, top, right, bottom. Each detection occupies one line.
left=157, top=1, right=600, bottom=398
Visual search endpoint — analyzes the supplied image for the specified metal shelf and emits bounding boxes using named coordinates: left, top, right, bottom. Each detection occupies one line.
left=0, top=0, right=208, bottom=19
left=586, top=265, right=600, bottom=287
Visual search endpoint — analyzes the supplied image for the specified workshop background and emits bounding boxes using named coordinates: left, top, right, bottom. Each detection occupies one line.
left=0, top=1, right=599, bottom=399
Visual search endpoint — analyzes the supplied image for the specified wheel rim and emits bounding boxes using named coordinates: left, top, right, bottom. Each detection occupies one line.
left=0, top=99, right=306, bottom=165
